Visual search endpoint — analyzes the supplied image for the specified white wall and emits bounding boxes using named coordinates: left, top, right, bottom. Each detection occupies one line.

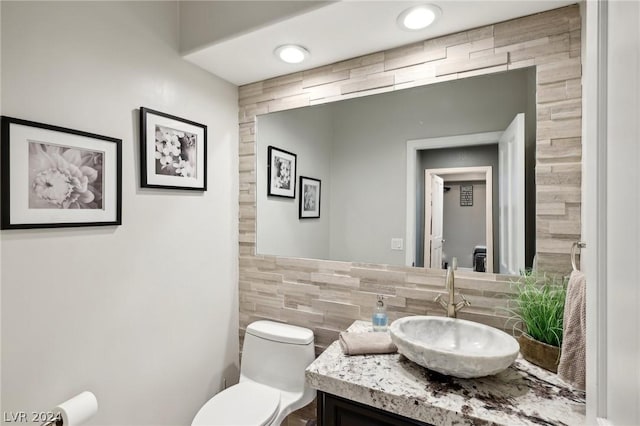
left=604, top=1, right=640, bottom=424
left=1, top=2, right=239, bottom=426
left=584, top=1, right=640, bottom=424
left=256, top=106, right=333, bottom=260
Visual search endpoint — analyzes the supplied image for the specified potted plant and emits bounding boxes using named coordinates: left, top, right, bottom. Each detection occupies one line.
left=509, top=271, right=567, bottom=372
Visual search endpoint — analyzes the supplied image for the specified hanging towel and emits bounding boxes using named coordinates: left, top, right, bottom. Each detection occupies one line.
left=558, top=270, right=586, bottom=389
left=339, top=331, right=397, bottom=355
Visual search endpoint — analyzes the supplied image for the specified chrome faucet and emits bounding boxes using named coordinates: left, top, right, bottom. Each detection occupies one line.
left=434, top=257, right=470, bottom=318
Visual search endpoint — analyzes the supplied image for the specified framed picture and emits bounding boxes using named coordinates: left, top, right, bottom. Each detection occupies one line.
left=1, top=116, right=122, bottom=229
left=460, top=184, right=473, bottom=206
left=299, top=176, right=321, bottom=219
left=267, top=146, right=296, bottom=198
left=140, top=107, right=207, bottom=191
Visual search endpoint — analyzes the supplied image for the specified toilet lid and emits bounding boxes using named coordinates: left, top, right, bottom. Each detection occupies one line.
left=192, top=382, right=280, bottom=426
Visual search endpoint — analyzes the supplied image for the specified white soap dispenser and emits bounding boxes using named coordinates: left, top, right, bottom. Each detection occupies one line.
left=372, top=294, right=389, bottom=332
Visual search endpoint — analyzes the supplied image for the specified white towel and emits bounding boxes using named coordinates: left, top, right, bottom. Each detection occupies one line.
left=558, top=270, right=586, bottom=389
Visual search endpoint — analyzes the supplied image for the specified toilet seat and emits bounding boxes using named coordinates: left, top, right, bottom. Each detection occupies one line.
left=191, top=381, right=281, bottom=426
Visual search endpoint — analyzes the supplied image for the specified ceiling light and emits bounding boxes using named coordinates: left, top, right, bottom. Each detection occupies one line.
left=274, top=45, right=310, bottom=64
left=397, top=4, right=441, bottom=31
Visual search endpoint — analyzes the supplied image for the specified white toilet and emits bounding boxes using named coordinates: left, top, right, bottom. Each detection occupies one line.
left=192, top=320, right=316, bottom=426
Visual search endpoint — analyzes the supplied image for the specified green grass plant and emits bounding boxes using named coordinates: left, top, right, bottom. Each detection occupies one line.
left=510, top=271, right=567, bottom=347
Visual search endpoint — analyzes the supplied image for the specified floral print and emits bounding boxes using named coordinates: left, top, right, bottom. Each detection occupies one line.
left=154, top=125, right=197, bottom=178
left=29, top=142, right=103, bottom=209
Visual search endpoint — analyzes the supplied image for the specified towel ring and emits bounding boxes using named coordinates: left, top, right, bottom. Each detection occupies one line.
left=571, top=241, right=587, bottom=271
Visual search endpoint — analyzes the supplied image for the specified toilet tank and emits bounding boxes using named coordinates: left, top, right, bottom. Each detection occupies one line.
left=240, top=321, right=315, bottom=393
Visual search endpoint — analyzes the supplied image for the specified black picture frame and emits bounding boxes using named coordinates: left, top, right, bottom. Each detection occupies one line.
left=299, top=176, right=321, bottom=219
left=140, top=107, right=207, bottom=191
left=1, top=116, right=122, bottom=229
left=267, top=146, right=297, bottom=198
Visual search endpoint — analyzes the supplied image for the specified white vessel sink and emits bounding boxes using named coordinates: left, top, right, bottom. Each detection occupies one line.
left=389, top=316, right=520, bottom=378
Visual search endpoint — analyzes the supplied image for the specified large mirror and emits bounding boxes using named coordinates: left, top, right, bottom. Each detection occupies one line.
left=256, top=68, right=536, bottom=274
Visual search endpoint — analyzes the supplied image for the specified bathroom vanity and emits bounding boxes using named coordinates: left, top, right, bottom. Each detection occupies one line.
left=305, top=321, right=585, bottom=426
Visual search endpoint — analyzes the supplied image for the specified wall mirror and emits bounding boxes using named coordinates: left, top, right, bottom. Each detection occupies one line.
left=256, top=67, right=538, bottom=274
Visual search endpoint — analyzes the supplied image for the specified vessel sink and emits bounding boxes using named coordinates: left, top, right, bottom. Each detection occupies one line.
left=389, top=316, right=520, bottom=378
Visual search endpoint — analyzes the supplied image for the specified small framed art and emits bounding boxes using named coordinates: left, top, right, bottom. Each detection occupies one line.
left=267, top=146, right=296, bottom=198
left=140, top=107, right=207, bottom=191
left=460, top=184, right=473, bottom=206
left=1, top=116, right=122, bottom=229
left=299, top=176, right=321, bottom=219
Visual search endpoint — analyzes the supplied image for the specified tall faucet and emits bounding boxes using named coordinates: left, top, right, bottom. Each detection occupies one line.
left=435, top=257, right=470, bottom=318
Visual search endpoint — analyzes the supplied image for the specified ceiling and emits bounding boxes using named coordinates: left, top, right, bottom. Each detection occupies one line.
left=182, top=1, right=577, bottom=86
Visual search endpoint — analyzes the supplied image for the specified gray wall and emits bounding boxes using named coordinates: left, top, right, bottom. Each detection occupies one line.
left=257, top=106, right=333, bottom=259
left=417, top=144, right=500, bottom=270
left=442, top=181, right=487, bottom=269
left=1, top=2, right=239, bottom=425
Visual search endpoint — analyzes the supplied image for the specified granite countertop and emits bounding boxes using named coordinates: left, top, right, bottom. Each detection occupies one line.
left=305, top=321, right=586, bottom=426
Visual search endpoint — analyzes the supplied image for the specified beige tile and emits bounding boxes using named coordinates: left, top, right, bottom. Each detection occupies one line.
left=384, top=48, right=446, bottom=71
left=340, top=74, right=395, bottom=95
left=536, top=184, right=582, bottom=203
left=267, top=93, right=311, bottom=113
left=548, top=220, right=581, bottom=236
left=263, top=72, right=303, bottom=90
left=303, top=68, right=350, bottom=89
left=310, top=272, right=360, bottom=287
left=281, top=307, right=324, bottom=324
left=350, top=62, right=386, bottom=78
left=238, top=81, right=263, bottom=100
left=311, top=299, right=361, bottom=317
left=446, top=38, right=494, bottom=59
left=507, top=33, right=570, bottom=63
left=537, top=202, right=567, bottom=216
left=436, top=53, right=508, bottom=76
left=537, top=137, right=582, bottom=163
left=494, top=5, right=575, bottom=48
left=537, top=57, right=581, bottom=85
left=537, top=118, right=582, bottom=140
left=331, top=52, right=385, bottom=73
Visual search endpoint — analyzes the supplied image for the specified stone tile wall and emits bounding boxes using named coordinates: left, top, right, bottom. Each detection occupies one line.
left=237, top=5, right=582, bottom=424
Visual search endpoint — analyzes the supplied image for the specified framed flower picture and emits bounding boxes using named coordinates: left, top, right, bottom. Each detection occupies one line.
left=267, top=146, right=296, bottom=198
left=140, top=107, right=207, bottom=191
left=1, top=116, right=122, bottom=229
left=299, top=176, right=321, bottom=219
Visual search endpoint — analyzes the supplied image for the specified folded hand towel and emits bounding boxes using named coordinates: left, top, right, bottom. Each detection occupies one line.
left=558, top=270, right=586, bottom=390
left=339, top=331, right=397, bottom=355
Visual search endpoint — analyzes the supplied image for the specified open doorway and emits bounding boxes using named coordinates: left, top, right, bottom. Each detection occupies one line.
left=424, top=167, right=493, bottom=272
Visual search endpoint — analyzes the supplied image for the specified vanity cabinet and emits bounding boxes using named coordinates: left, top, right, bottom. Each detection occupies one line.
left=317, top=391, right=432, bottom=426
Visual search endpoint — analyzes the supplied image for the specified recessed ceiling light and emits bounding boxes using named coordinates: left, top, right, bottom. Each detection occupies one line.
left=274, top=45, right=310, bottom=64
left=397, top=4, right=442, bottom=31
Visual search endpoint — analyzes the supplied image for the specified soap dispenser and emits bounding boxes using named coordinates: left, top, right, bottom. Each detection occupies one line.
left=372, top=294, right=389, bottom=332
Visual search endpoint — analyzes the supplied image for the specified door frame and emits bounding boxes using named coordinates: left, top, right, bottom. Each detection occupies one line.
left=424, top=167, right=493, bottom=272
left=405, top=131, right=502, bottom=267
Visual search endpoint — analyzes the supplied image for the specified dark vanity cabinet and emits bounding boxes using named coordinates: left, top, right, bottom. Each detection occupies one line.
left=317, top=391, right=433, bottom=426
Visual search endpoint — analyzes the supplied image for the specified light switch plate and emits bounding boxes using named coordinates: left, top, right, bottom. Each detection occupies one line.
left=391, top=238, right=404, bottom=250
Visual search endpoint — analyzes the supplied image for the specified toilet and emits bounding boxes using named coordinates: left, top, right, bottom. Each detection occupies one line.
left=192, top=320, right=316, bottom=426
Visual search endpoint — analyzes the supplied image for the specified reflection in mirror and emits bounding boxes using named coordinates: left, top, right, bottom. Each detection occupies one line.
left=256, top=68, right=536, bottom=271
